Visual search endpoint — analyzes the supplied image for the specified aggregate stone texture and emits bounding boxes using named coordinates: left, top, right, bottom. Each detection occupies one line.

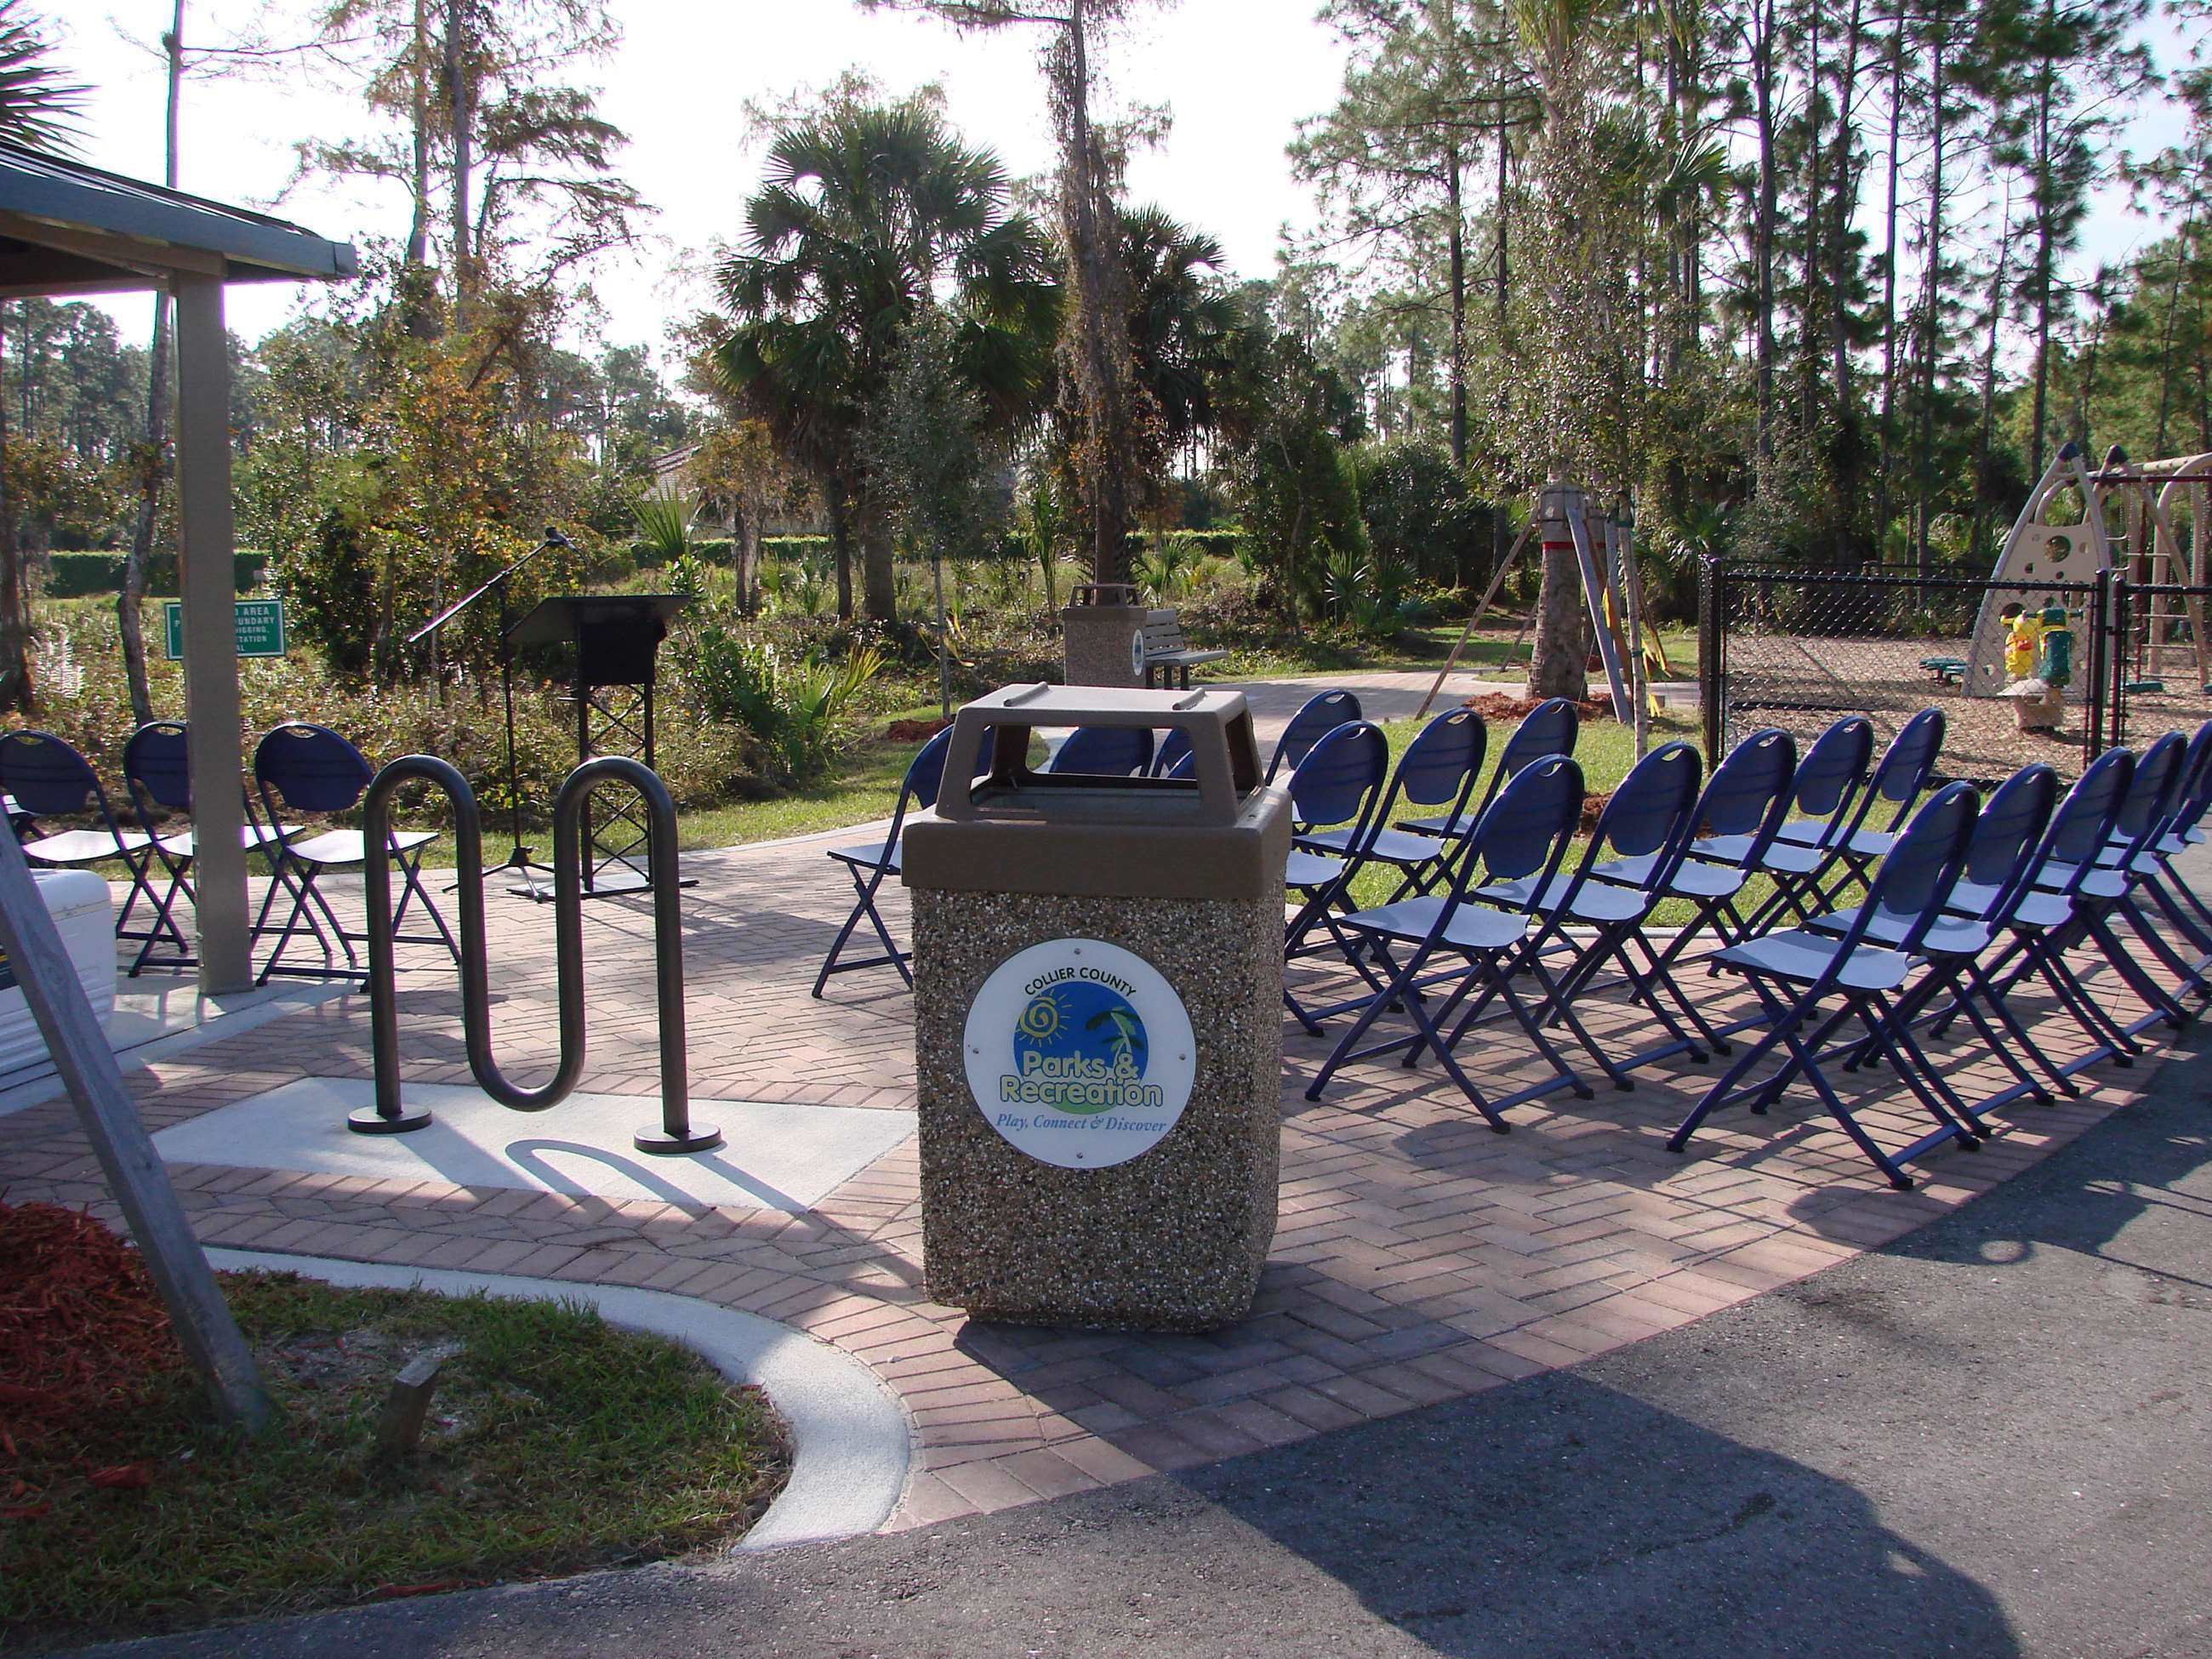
left=1061, top=603, right=1148, bottom=688
left=1, top=672, right=2203, bottom=1538
left=909, top=888, right=1280, bottom=1331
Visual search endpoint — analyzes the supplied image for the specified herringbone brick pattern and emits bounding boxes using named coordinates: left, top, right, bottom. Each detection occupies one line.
left=0, top=806, right=2191, bottom=1533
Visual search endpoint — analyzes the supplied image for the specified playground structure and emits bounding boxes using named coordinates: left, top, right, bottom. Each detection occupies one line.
left=1707, top=440, right=2212, bottom=782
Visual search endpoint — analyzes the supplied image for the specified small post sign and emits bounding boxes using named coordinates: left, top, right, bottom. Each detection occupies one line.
left=163, top=598, right=286, bottom=661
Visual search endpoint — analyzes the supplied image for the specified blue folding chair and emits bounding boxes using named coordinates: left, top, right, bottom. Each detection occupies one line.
left=1047, top=725, right=1155, bottom=777
left=1149, top=727, right=1194, bottom=779
left=1668, top=781, right=1983, bottom=1189
left=2029, top=731, right=2205, bottom=1035
left=1810, top=762, right=2067, bottom=1119
left=1400, top=697, right=1578, bottom=845
left=815, top=725, right=990, bottom=995
left=1296, top=709, right=1486, bottom=901
left=1481, top=740, right=1711, bottom=1080
left=1264, top=688, right=1361, bottom=785
left=1696, top=715, right=1874, bottom=931
left=1591, top=726, right=1798, bottom=999
left=1303, top=755, right=1591, bottom=1127
left=119, top=721, right=301, bottom=977
left=1282, top=721, right=1391, bottom=1032
left=0, top=728, right=163, bottom=955
left=253, top=723, right=458, bottom=984
left=1781, top=708, right=1945, bottom=906
left=1941, top=747, right=2137, bottom=1074
left=2101, top=717, right=2212, bottom=966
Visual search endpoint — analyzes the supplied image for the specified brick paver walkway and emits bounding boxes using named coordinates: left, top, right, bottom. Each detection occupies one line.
left=0, top=687, right=2194, bottom=1533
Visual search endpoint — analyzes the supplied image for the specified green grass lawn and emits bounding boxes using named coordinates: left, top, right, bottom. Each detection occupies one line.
left=2, top=1268, right=787, bottom=1645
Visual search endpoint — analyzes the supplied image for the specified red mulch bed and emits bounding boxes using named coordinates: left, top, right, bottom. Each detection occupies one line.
left=1461, top=691, right=1615, bottom=723
left=0, top=1203, right=182, bottom=1514
left=882, top=717, right=953, bottom=744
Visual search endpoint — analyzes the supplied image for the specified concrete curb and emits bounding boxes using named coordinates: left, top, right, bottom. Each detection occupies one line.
left=207, top=1250, right=914, bottom=1553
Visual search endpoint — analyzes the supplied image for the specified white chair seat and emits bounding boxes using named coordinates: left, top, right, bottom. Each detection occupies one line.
left=1717, top=929, right=1915, bottom=992
left=1299, top=824, right=1444, bottom=867
left=1479, top=872, right=1651, bottom=925
left=828, top=839, right=900, bottom=873
left=1343, top=896, right=1529, bottom=952
left=1286, top=850, right=1348, bottom=890
left=1592, top=851, right=1746, bottom=900
left=285, top=828, right=437, bottom=867
left=2033, top=861, right=2127, bottom=901
left=157, top=822, right=297, bottom=858
left=23, top=826, right=150, bottom=864
left=1694, top=834, right=1823, bottom=876
left=1810, top=904, right=1993, bottom=956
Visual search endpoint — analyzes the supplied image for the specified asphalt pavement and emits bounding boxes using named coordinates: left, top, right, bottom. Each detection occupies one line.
left=62, top=1030, right=2212, bottom=1659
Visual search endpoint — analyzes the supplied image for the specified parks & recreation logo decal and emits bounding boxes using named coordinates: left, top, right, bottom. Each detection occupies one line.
left=963, top=938, right=1195, bottom=1168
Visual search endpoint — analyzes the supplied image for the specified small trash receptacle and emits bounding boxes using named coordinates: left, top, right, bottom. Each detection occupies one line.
left=1060, top=582, right=1148, bottom=688
left=902, top=683, right=1291, bottom=1331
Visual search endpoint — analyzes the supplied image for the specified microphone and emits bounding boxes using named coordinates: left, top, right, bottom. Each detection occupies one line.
left=544, top=526, right=572, bottom=547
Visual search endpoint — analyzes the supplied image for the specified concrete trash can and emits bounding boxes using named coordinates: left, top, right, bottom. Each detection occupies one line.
left=1060, top=582, right=1148, bottom=688
left=902, top=683, right=1291, bottom=1331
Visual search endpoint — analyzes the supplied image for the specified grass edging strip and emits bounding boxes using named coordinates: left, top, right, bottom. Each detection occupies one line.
left=208, top=1249, right=914, bottom=1552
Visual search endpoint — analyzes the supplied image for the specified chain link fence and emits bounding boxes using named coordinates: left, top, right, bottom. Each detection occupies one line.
left=1700, top=562, right=2109, bottom=784
left=2106, top=580, right=2212, bottom=753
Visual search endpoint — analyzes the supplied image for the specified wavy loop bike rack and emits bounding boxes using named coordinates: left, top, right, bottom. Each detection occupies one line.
left=345, top=753, right=721, bottom=1155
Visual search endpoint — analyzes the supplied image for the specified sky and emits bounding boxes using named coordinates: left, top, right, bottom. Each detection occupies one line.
left=50, top=1, right=2206, bottom=368
left=59, top=0, right=1348, bottom=356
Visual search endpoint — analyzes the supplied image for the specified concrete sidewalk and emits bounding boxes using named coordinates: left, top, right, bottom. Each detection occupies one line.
left=71, top=1024, right=2212, bottom=1659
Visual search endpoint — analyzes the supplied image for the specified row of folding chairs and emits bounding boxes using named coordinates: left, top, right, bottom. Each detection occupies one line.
left=1280, top=698, right=2212, bottom=1188
left=0, top=722, right=457, bottom=984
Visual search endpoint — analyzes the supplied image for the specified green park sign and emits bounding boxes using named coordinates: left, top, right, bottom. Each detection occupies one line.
left=162, top=599, right=287, bottom=661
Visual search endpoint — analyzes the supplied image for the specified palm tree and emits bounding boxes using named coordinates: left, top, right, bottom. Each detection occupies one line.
left=714, top=96, right=1058, bottom=621
left=1121, top=207, right=1250, bottom=459
left=0, top=1, right=83, bottom=154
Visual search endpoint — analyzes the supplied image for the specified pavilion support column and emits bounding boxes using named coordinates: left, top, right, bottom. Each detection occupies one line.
left=172, top=273, right=251, bottom=994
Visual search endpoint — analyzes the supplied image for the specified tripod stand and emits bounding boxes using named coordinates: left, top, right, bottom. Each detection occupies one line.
left=408, top=527, right=567, bottom=899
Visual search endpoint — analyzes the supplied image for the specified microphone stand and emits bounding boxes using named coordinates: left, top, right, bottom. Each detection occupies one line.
left=409, top=527, right=568, bottom=898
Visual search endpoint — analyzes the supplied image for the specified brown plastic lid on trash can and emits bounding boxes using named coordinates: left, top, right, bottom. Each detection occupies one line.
left=900, top=683, right=1289, bottom=902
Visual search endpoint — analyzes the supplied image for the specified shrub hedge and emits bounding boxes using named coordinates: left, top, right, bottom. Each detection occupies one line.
left=44, top=550, right=271, bottom=599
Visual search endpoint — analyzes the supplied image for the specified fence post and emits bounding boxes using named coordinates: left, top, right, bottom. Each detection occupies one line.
left=1698, top=555, right=1725, bottom=760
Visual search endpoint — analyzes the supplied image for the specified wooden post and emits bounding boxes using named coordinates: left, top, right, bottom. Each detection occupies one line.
left=0, top=816, right=271, bottom=1431
left=171, top=274, right=251, bottom=993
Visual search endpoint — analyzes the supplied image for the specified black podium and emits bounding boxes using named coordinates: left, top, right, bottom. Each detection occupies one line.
left=510, top=594, right=692, bottom=898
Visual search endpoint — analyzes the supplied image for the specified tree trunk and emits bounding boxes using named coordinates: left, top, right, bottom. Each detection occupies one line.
left=1970, top=199, right=2014, bottom=566
left=1445, top=137, right=1468, bottom=470
left=119, top=1, right=185, bottom=730
left=825, top=478, right=854, bottom=622
left=408, top=0, right=431, bottom=268
left=2153, top=208, right=2192, bottom=455
left=859, top=504, right=897, bottom=622
left=1873, top=6, right=1905, bottom=548
left=445, top=0, right=475, bottom=305
left=1750, top=0, right=1778, bottom=465
left=2027, top=0, right=2057, bottom=483
left=1527, top=537, right=1588, bottom=701
left=1912, top=34, right=1947, bottom=581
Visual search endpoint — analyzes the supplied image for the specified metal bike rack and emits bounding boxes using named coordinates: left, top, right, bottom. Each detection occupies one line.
left=346, top=753, right=721, bottom=1155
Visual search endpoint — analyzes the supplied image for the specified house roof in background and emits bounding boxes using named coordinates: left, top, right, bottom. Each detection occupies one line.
left=0, top=142, right=356, bottom=299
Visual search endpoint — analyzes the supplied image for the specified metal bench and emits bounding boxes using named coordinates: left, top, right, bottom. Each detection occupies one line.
left=1140, top=609, right=1227, bottom=690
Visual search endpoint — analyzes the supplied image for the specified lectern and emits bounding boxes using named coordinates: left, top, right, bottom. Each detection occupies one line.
left=509, top=594, right=692, bottom=898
